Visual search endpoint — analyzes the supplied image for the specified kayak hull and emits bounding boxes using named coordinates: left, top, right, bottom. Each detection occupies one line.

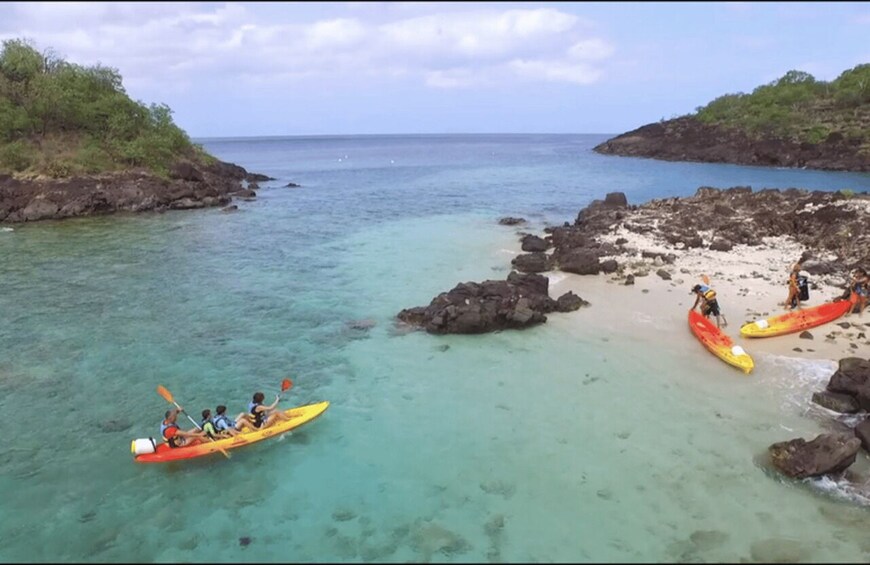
left=689, top=310, right=754, bottom=374
left=740, top=296, right=856, bottom=338
left=134, top=401, right=329, bottom=463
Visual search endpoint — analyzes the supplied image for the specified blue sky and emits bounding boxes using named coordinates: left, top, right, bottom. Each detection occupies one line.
left=1, top=1, right=867, bottom=136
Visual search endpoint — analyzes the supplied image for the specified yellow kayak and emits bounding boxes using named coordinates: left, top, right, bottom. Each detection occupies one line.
left=132, top=401, right=329, bottom=463
left=689, top=310, right=754, bottom=374
left=740, top=295, right=856, bottom=338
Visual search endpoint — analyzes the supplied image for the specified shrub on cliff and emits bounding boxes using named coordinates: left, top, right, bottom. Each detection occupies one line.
left=695, top=64, right=870, bottom=148
left=0, top=38, right=207, bottom=176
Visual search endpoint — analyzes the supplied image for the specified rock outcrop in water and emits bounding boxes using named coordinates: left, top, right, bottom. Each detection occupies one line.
left=769, top=433, right=862, bottom=479
left=396, top=272, right=588, bottom=334
left=0, top=161, right=272, bottom=223
left=770, top=357, right=870, bottom=488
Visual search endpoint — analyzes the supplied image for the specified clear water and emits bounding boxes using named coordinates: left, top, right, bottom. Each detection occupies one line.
left=2, top=134, right=870, bottom=563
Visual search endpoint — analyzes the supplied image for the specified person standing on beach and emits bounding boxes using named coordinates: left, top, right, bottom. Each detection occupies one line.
left=846, top=268, right=868, bottom=317
left=784, top=261, right=802, bottom=311
left=691, top=283, right=728, bottom=328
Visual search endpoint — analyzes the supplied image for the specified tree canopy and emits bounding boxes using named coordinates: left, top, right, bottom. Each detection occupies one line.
left=0, top=38, right=210, bottom=176
left=694, top=63, right=870, bottom=148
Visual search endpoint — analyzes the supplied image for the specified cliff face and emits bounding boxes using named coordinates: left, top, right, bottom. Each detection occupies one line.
left=593, top=117, right=870, bottom=172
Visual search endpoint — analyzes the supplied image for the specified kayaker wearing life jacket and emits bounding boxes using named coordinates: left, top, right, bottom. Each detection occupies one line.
left=249, top=391, right=293, bottom=429
left=200, top=409, right=220, bottom=440
left=846, top=268, right=868, bottom=318
left=691, top=283, right=728, bottom=329
left=160, top=408, right=205, bottom=448
left=212, top=405, right=256, bottom=437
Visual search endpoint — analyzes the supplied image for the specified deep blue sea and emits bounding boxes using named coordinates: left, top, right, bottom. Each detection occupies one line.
left=2, top=134, right=870, bottom=562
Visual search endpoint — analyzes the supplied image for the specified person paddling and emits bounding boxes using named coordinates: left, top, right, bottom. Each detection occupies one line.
left=160, top=408, right=205, bottom=448
left=249, top=391, right=292, bottom=429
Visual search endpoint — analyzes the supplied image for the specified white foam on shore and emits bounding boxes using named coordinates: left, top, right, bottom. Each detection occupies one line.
left=1, top=227, right=12, bottom=232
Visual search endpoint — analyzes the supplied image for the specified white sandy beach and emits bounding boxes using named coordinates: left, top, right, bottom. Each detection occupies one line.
left=511, top=229, right=870, bottom=365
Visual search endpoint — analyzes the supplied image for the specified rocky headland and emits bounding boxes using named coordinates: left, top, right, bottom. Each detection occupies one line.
left=396, top=186, right=870, bottom=335
left=593, top=65, right=870, bottom=172
left=593, top=117, right=869, bottom=172
left=0, top=160, right=273, bottom=223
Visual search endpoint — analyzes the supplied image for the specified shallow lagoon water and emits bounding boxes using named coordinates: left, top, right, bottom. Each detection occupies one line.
left=2, top=135, right=870, bottom=562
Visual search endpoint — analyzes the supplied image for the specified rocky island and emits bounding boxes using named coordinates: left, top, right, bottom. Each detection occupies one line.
left=594, top=66, right=870, bottom=172
left=0, top=38, right=268, bottom=223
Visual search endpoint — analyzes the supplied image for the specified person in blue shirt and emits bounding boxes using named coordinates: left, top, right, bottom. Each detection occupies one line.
left=691, top=283, right=728, bottom=328
left=211, top=405, right=256, bottom=437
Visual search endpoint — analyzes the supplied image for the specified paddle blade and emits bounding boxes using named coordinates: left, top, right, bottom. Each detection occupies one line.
left=281, top=378, right=293, bottom=392
left=156, top=385, right=174, bottom=404
left=701, top=274, right=710, bottom=285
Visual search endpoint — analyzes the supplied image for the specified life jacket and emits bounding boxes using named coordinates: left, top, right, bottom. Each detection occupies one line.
left=698, top=284, right=716, bottom=302
left=213, top=414, right=234, bottom=433
left=160, top=421, right=181, bottom=448
left=201, top=417, right=218, bottom=439
left=249, top=401, right=266, bottom=428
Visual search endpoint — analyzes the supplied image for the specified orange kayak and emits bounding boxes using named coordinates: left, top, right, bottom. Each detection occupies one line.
left=688, top=310, right=754, bottom=374
left=740, top=295, right=856, bottom=338
left=132, top=401, right=329, bottom=463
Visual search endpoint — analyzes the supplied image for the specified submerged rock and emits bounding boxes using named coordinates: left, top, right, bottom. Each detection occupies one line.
left=498, top=217, right=526, bottom=226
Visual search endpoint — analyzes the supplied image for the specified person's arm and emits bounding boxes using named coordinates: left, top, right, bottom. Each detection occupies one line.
left=266, top=395, right=280, bottom=410
left=691, top=295, right=700, bottom=310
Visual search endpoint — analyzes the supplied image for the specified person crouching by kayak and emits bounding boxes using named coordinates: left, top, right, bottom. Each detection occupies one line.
left=160, top=408, right=205, bottom=448
left=249, top=391, right=292, bottom=429
left=691, top=283, right=728, bottom=328
left=846, top=268, right=869, bottom=318
left=212, top=405, right=256, bottom=437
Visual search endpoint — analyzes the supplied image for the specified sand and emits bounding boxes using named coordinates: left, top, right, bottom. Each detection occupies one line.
left=509, top=231, right=870, bottom=363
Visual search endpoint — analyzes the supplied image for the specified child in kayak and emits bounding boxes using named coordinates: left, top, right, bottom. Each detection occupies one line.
left=160, top=408, right=206, bottom=448
left=691, top=283, right=728, bottom=328
left=249, top=391, right=293, bottom=429
left=212, top=405, right=257, bottom=437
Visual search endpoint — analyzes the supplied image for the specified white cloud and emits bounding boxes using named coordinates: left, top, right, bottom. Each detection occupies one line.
left=0, top=2, right=615, bottom=91
left=509, top=59, right=601, bottom=85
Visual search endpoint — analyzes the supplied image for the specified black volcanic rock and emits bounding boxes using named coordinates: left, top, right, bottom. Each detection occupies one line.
left=769, top=433, right=861, bottom=479
left=396, top=272, right=562, bottom=334
left=594, top=116, right=869, bottom=173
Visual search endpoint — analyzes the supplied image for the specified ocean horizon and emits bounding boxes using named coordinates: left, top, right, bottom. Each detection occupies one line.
left=3, top=133, right=870, bottom=562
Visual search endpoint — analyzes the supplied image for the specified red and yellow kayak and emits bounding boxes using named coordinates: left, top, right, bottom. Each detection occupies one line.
left=132, top=401, right=329, bottom=463
left=739, top=295, right=856, bottom=339
left=689, top=310, right=754, bottom=374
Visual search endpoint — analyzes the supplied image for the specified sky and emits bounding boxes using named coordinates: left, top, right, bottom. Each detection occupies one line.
left=0, top=1, right=868, bottom=137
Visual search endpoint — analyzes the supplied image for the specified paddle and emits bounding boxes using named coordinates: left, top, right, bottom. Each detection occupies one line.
left=279, top=378, right=293, bottom=398
left=156, top=385, right=231, bottom=459
left=701, top=274, right=710, bottom=285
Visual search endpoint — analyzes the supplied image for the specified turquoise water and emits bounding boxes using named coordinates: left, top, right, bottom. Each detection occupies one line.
left=2, top=134, right=870, bottom=562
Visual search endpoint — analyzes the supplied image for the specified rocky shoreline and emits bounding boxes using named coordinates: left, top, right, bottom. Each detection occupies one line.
left=0, top=160, right=274, bottom=223
left=593, top=117, right=870, bottom=172
left=396, top=186, right=870, bottom=334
